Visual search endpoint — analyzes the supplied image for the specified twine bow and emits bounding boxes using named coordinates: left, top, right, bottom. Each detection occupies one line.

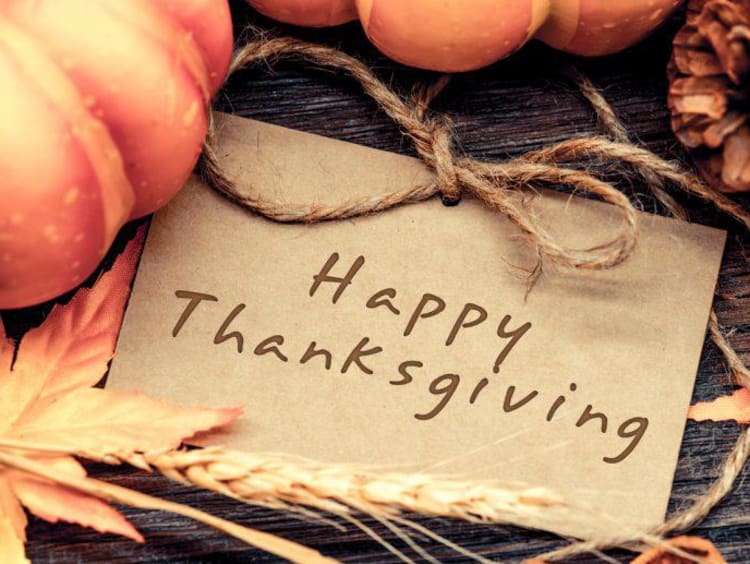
left=201, top=36, right=644, bottom=278
left=201, top=34, right=750, bottom=284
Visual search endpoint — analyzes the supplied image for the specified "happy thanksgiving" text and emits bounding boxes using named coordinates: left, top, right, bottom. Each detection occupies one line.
left=171, top=252, right=649, bottom=464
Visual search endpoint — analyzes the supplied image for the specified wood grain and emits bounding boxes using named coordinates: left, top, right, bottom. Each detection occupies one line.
left=4, top=2, right=750, bottom=562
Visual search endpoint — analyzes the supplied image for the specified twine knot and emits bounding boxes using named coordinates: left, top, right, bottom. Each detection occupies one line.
left=200, top=32, right=750, bottom=283
left=426, top=120, right=461, bottom=206
left=409, top=80, right=461, bottom=206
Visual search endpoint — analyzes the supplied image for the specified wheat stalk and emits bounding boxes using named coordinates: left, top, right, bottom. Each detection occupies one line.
left=0, top=439, right=679, bottom=561
left=129, top=447, right=565, bottom=520
left=98, top=447, right=661, bottom=548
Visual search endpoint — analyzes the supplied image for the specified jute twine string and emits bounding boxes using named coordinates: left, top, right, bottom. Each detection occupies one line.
left=202, top=35, right=641, bottom=273
left=200, top=30, right=750, bottom=560
left=560, top=66, right=687, bottom=221
left=537, top=70, right=750, bottom=562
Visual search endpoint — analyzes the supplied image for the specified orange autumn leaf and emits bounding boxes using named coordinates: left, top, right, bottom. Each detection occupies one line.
left=0, top=478, right=26, bottom=561
left=0, top=515, right=26, bottom=564
left=12, top=388, right=241, bottom=452
left=0, top=317, right=12, bottom=376
left=0, top=226, right=242, bottom=563
left=631, top=535, right=726, bottom=563
left=688, top=388, right=750, bottom=423
left=6, top=457, right=141, bottom=543
left=0, top=228, right=147, bottom=431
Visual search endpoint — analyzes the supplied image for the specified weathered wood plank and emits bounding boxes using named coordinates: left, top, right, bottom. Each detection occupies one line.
left=6, top=2, right=750, bottom=562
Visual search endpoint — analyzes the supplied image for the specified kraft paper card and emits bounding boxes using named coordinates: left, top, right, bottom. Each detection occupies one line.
left=108, top=112, right=726, bottom=538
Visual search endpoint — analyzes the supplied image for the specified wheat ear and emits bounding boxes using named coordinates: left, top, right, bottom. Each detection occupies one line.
left=0, top=439, right=675, bottom=561
left=101, top=447, right=661, bottom=548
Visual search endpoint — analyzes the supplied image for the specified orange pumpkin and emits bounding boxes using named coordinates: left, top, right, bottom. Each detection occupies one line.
left=247, top=0, right=683, bottom=71
left=0, top=0, right=232, bottom=309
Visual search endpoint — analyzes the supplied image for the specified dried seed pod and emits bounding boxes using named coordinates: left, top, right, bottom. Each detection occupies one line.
left=669, top=0, right=750, bottom=192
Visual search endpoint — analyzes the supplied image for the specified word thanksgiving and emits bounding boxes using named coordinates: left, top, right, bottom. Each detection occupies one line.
left=171, top=252, right=649, bottom=464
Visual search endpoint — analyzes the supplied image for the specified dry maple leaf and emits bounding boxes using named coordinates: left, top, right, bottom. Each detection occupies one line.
left=631, top=535, right=726, bottom=563
left=688, top=387, right=750, bottom=422
left=0, top=226, right=242, bottom=563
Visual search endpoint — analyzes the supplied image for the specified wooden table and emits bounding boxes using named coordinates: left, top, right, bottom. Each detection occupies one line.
left=6, top=2, right=750, bottom=561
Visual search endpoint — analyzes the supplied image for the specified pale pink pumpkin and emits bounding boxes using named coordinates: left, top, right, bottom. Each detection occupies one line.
left=250, top=0, right=356, bottom=27
left=246, top=0, right=683, bottom=72
left=0, top=0, right=232, bottom=309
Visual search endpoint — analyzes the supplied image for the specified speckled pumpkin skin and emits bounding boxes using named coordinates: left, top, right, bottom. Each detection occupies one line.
left=247, top=0, right=683, bottom=71
left=0, top=0, right=233, bottom=309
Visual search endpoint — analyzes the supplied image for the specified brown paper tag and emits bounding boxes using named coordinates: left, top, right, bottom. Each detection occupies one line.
left=108, top=113, right=726, bottom=538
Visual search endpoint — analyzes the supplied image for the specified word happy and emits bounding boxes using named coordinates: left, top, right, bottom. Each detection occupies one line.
left=172, top=253, right=649, bottom=464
